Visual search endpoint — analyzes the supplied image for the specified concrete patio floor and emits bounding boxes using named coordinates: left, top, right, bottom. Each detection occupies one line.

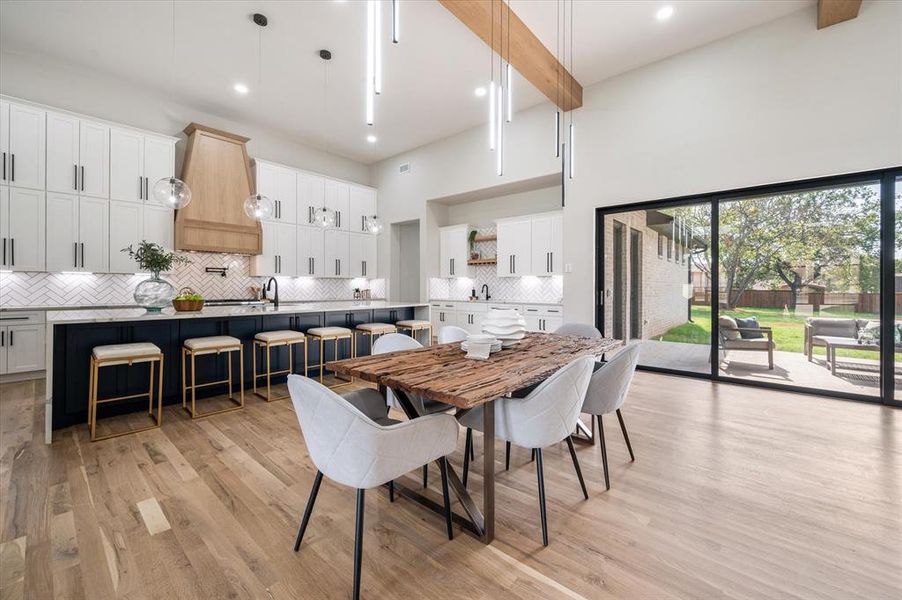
left=637, top=339, right=899, bottom=397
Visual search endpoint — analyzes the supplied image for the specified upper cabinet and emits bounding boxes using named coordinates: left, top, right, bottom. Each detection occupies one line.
left=0, top=187, right=45, bottom=272
left=349, top=232, right=377, bottom=278
left=530, top=212, right=563, bottom=276
left=46, top=112, right=109, bottom=197
left=298, top=173, right=325, bottom=226
left=496, top=216, right=532, bottom=278
left=110, top=128, right=175, bottom=203
left=1, top=100, right=46, bottom=190
left=324, top=179, right=350, bottom=231
left=255, top=160, right=297, bottom=224
left=439, top=224, right=472, bottom=278
left=349, top=185, right=377, bottom=234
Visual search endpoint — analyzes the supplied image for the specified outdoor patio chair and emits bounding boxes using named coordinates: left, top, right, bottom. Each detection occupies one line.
left=803, top=317, right=866, bottom=361
left=718, top=316, right=775, bottom=370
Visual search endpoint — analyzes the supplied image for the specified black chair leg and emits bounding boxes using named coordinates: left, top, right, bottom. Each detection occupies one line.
left=388, top=480, right=395, bottom=503
left=353, top=489, right=365, bottom=600
left=599, top=415, right=610, bottom=490
left=470, top=431, right=476, bottom=460
left=505, top=441, right=511, bottom=471
left=294, top=470, right=323, bottom=551
left=462, top=428, right=472, bottom=488
left=439, top=457, right=453, bottom=540
left=423, top=464, right=428, bottom=488
left=565, top=436, right=588, bottom=500
left=616, top=409, right=635, bottom=462
left=535, top=449, right=548, bottom=546
left=531, top=448, right=536, bottom=462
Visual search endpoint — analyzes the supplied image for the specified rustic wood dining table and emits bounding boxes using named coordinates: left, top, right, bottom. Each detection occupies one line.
left=326, top=331, right=621, bottom=544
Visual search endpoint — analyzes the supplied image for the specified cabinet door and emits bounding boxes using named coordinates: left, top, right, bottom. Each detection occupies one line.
left=298, top=225, right=325, bottom=277
left=255, top=162, right=277, bottom=218
left=252, top=220, right=278, bottom=277
left=530, top=213, right=562, bottom=276
left=46, top=112, right=80, bottom=193
left=6, top=188, right=45, bottom=271
left=0, top=101, right=8, bottom=184
left=324, top=229, right=350, bottom=277
left=325, top=180, right=350, bottom=231
left=143, top=135, right=174, bottom=197
left=7, top=102, right=45, bottom=190
left=543, top=315, right=563, bottom=333
left=362, top=234, right=377, bottom=278
left=445, top=226, right=470, bottom=278
left=497, top=218, right=531, bottom=277
left=79, top=120, right=109, bottom=198
left=78, top=197, right=109, bottom=272
left=110, top=127, right=144, bottom=202
left=46, top=192, right=79, bottom=271
left=0, top=187, right=6, bottom=265
left=439, top=228, right=452, bottom=278
left=143, top=205, right=174, bottom=250
left=108, top=200, right=143, bottom=273
left=549, top=213, right=563, bottom=275
left=349, top=186, right=376, bottom=233
left=274, top=167, right=297, bottom=224
left=0, top=327, right=7, bottom=375
left=275, top=222, right=297, bottom=277
left=298, top=174, right=325, bottom=226
left=6, top=324, right=45, bottom=373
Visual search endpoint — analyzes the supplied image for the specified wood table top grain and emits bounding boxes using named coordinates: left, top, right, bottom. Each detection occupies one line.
left=326, top=332, right=621, bottom=409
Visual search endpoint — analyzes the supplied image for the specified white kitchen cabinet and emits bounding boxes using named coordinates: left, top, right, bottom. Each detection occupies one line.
left=324, top=229, right=350, bottom=277
left=0, top=327, right=5, bottom=375
left=298, top=173, right=325, bottom=226
left=523, top=305, right=564, bottom=332
left=4, top=102, right=45, bottom=190
left=496, top=216, right=532, bottom=277
left=325, top=179, right=350, bottom=231
left=0, top=312, right=45, bottom=375
left=252, top=221, right=297, bottom=277
left=45, top=192, right=108, bottom=272
left=0, top=101, right=7, bottom=184
left=256, top=161, right=297, bottom=224
left=108, top=200, right=143, bottom=273
left=143, top=205, right=174, bottom=250
left=1, top=187, right=45, bottom=271
left=439, top=224, right=471, bottom=278
left=349, top=185, right=377, bottom=234
left=298, top=225, right=325, bottom=278
left=349, top=232, right=378, bottom=279
left=142, top=135, right=175, bottom=199
left=530, top=212, right=563, bottom=276
left=457, top=303, right=488, bottom=335
left=431, top=303, right=456, bottom=335
left=47, top=112, right=108, bottom=197
left=109, top=127, right=144, bottom=202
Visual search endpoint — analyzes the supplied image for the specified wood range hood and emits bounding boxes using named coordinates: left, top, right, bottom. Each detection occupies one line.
left=175, top=123, right=262, bottom=254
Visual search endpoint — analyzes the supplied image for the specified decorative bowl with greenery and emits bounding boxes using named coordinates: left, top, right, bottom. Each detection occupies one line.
left=173, top=287, right=205, bottom=312
left=122, top=241, right=190, bottom=312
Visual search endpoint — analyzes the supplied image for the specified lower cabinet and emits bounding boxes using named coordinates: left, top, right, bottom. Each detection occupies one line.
left=0, top=312, right=45, bottom=375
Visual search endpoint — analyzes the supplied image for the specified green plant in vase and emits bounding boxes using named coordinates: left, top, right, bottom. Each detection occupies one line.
left=468, top=229, right=480, bottom=260
left=122, top=241, right=191, bottom=312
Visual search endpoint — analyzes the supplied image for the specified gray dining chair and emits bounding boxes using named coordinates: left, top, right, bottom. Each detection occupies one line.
left=437, top=325, right=469, bottom=344
left=581, top=342, right=640, bottom=490
left=287, top=374, right=458, bottom=600
left=457, top=356, right=595, bottom=546
left=554, top=323, right=602, bottom=338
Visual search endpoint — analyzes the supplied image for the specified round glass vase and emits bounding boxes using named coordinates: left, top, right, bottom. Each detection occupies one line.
left=134, top=271, right=175, bottom=313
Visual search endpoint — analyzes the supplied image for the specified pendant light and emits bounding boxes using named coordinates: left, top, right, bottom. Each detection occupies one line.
left=364, top=215, right=383, bottom=234
left=568, top=0, right=575, bottom=180
left=366, top=0, right=376, bottom=125
left=243, top=13, right=274, bottom=221
left=153, top=0, right=192, bottom=210
left=317, top=50, right=337, bottom=229
left=392, top=0, right=400, bottom=44
left=315, top=206, right=337, bottom=228
left=555, top=0, right=561, bottom=158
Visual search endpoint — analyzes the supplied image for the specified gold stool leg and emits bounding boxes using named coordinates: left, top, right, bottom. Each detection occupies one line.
left=87, top=356, right=95, bottom=429
left=266, top=342, right=272, bottom=402
left=238, top=346, right=245, bottom=407
left=148, top=360, right=155, bottom=415
left=252, top=341, right=258, bottom=396
left=89, top=357, right=99, bottom=441
left=227, top=349, right=233, bottom=403
left=303, top=339, right=309, bottom=378
left=156, top=355, right=164, bottom=426
left=181, top=348, right=187, bottom=409
left=318, top=337, right=324, bottom=383
left=190, top=351, right=197, bottom=417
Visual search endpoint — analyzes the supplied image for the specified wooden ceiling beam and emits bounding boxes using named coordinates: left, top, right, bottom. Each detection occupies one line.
left=438, top=0, right=582, bottom=112
left=817, top=0, right=862, bottom=29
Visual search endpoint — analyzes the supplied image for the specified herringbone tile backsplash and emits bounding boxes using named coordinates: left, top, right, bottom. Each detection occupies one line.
left=0, top=252, right=385, bottom=307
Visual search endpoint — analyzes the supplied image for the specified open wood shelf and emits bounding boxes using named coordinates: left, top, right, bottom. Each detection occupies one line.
left=473, top=234, right=497, bottom=242
left=468, top=257, right=497, bottom=266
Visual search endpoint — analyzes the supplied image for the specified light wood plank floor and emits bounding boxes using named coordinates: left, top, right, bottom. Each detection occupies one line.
left=1, top=374, right=900, bottom=599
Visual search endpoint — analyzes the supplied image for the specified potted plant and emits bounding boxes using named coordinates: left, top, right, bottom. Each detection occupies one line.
left=122, top=241, right=191, bottom=312
left=468, top=229, right=480, bottom=260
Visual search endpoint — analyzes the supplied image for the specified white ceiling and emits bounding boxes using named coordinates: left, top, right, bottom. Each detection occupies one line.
left=0, top=0, right=812, bottom=164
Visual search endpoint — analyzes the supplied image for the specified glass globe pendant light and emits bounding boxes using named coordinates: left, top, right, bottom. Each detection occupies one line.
left=364, top=215, right=383, bottom=234
left=152, top=177, right=192, bottom=210
left=244, top=193, right=275, bottom=221
left=314, top=206, right=336, bottom=228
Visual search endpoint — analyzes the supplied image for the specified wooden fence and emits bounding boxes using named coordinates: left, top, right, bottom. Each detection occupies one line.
left=692, top=288, right=902, bottom=314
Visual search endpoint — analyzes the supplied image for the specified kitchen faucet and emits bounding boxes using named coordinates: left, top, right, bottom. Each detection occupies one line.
left=480, top=284, right=491, bottom=301
left=264, top=277, right=279, bottom=308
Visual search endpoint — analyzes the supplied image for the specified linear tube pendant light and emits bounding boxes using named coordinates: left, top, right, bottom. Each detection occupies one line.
left=366, top=0, right=375, bottom=125
left=567, top=0, right=575, bottom=179
left=392, top=0, right=400, bottom=44
left=374, top=0, right=383, bottom=95
left=496, top=82, right=503, bottom=176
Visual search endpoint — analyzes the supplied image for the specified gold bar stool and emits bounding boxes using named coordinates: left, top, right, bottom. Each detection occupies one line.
left=396, top=320, right=433, bottom=346
left=305, top=326, right=354, bottom=388
left=88, top=342, right=164, bottom=442
left=354, top=323, right=397, bottom=356
left=252, top=330, right=307, bottom=401
left=181, top=335, right=244, bottom=419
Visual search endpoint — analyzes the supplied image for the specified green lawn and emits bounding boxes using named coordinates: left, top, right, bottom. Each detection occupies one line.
left=658, top=305, right=893, bottom=361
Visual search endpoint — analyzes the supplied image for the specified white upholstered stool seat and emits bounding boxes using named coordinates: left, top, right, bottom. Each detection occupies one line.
left=307, top=326, right=352, bottom=338
left=395, top=319, right=433, bottom=346
left=355, top=323, right=397, bottom=334
left=92, top=342, right=161, bottom=363
left=396, top=319, right=429, bottom=328
left=184, top=335, right=241, bottom=352
left=255, top=330, right=306, bottom=345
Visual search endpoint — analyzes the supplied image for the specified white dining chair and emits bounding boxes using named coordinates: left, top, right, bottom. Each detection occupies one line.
left=437, top=325, right=469, bottom=344
left=287, top=374, right=458, bottom=600
left=581, top=342, right=640, bottom=490
left=457, top=356, right=595, bottom=546
left=554, top=323, right=602, bottom=338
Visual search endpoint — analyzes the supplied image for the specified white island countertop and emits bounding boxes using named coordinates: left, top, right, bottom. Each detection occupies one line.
left=45, top=301, right=429, bottom=325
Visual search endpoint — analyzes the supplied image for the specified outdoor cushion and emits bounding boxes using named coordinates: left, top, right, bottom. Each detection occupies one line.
left=805, top=317, right=858, bottom=339
left=722, top=338, right=774, bottom=350
left=718, top=316, right=741, bottom=340
left=735, top=316, right=764, bottom=339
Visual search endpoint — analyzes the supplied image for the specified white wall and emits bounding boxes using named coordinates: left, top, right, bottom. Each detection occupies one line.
left=0, top=50, right=371, bottom=184
left=373, top=2, right=902, bottom=319
left=443, top=186, right=561, bottom=228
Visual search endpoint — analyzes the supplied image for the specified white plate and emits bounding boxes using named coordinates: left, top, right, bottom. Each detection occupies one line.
left=461, top=341, right=502, bottom=352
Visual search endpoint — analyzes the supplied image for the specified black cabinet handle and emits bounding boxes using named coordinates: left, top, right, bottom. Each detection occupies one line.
left=74, top=242, right=78, bottom=268
left=9, top=330, right=12, bottom=346
left=550, top=252, right=553, bottom=273
left=80, top=166, right=85, bottom=191
left=1, top=152, right=5, bottom=180
left=10, top=238, right=14, bottom=266
left=80, top=242, right=85, bottom=268
left=1, top=331, right=4, bottom=346
left=2, top=238, right=5, bottom=266
left=75, top=165, right=80, bottom=191
left=10, top=153, right=14, bottom=182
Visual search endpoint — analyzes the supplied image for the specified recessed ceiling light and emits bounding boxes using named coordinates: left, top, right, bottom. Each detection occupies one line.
left=474, top=87, right=487, bottom=97
left=233, top=83, right=249, bottom=94
left=656, top=5, right=674, bottom=21
left=367, top=134, right=377, bottom=143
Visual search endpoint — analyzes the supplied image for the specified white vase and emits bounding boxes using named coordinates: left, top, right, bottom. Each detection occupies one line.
left=482, top=309, right=527, bottom=347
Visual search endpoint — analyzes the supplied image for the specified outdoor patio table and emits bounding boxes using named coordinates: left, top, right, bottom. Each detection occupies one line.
left=814, top=335, right=880, bottom=376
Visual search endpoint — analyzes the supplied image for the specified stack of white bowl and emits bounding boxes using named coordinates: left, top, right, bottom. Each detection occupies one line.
left=481, top=308, right=527, bottom=347
left=463, top=334, right=498, bottom=360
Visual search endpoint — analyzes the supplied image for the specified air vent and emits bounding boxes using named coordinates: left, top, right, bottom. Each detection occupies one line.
left=399, top=162, right=411, bottom=174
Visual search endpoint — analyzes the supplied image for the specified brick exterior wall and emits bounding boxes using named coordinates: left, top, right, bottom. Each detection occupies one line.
left=603, top=209, right=691, bottom=340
